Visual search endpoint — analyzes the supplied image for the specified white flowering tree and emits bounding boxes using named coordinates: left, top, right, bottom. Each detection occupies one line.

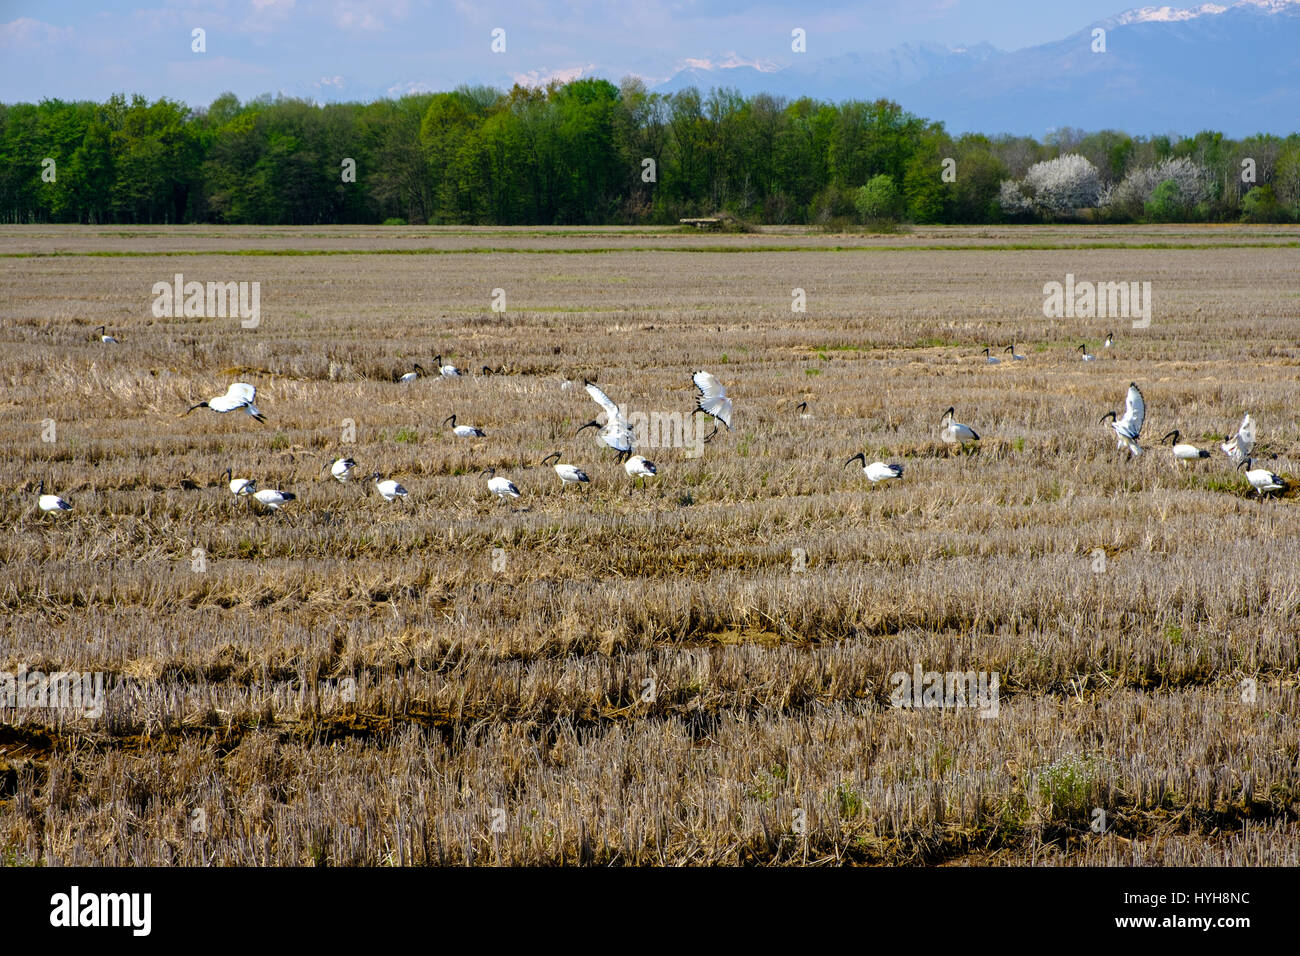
left=999, top=154, right=1102, bottom=218
left=1101, top=156, right=1213, bottom=216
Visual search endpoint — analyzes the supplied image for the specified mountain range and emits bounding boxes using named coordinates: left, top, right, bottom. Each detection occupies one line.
left=651, top=0, right=1300, bottom=137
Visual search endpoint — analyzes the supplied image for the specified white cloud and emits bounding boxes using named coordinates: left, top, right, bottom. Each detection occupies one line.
left=0, top=17, right=72, bottom=50
left=512, top=64, right=591, bottom=87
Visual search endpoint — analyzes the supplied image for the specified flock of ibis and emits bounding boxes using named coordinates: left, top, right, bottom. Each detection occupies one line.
left=31, top=328, right=1289, bottom=517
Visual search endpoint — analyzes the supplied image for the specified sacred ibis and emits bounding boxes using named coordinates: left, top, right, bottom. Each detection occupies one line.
left=1222, top=414, right=1255, bottom=467
left=624, top=455, right=658, bottom=488
left=185, top=382, right=265, bottom=422
left=434, top=355, right=461, bottom=378
left=795, top=401, right=812, bottom=419
left=482, top=468, right=522, bottom=501
left=1239, top=458, right=1286, bottom=498
left=252, top=488, right=295, bottom=511
left=540, top=452, right=590, bottom=488
left=1100, top=382, right=1145, bottom=459
left=94, top=325, right=118, bottom=344
left=36, top=480, right=71, bottom=514
left=443, top=414, right=485, bottom=438
left=576, top=380, right=635, bottom=460
left=1079, top=344, right=1097, bottom=362
left=399, top=363, right=426, bottom=384
left=220, top=467, right=256, bottom=496
left=371, top=473, right=409, bottom=502
left=982, top=348, right=1001, bottom=365
left=1160, top=430, right=1209, bottom=461
left=1104, top=331, right=1114, bottom=349
left=328, top=458, right=357, bottom=482
left=1004, top=344, right=1026, bottom=360
left=693, top=371, right=732, bottom=432
left=844, top=453, right=903, bottom=484
left=940, top=407, right=980, bottom=446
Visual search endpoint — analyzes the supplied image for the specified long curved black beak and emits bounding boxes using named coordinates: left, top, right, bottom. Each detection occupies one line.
left=442, top=415, right=455, bottom=427
left=1099, top=411, right=1116, bottom=424
left=540, top=452, right=561, bottom=466
left=844, top=453, right=866, bottom=469
left=576, top=420, right=598, bottom=434
left=185, top=402, right=205, bottom=415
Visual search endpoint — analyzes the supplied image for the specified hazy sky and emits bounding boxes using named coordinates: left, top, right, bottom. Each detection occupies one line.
left=1, top=1, right=1138, bottom=105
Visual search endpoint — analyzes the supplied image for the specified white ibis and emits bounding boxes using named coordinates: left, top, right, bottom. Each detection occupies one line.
left=371, top=473, right=408, bottom=502
left=577, top=380, right=634, bottom=460
left=399, top=363, right=426, bottom=383
left=1222, top=414, right=1255, bottom=467
left=1100, top=382, right=1145, bottom=458
left=435, top=355, right=461, bottom=377
left=540, top=452, right=590, bottom=488
left=1160, top=430, right=1209, bottom=461
left=940, top=407, right=979, bottom=446
left=693, top=371, right=732, bottom=432
left=1239, top=458, right=1286, bottom=497
left=94, top=325, right=118, bottom=344
left=844, top=453, right=903, bottom=484
left=36, top=480, right=71, bottom=514
left=443, top=414, right=485, bottom=438
left=1079, top=344, right=1097, bottom=362
left=982, top=347, right=1001, bottom=365
left=221, top=468, right=255, bottom=495
left=186, top=382, right=265, bottom=422
left=624, top=455, right=657, bottom=488
left=328, top=458, right=357, bottom=482
left=482, top=468, right=521, bottom=501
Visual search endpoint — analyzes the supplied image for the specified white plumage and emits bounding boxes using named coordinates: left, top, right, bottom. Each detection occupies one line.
left=329, top=458, right=357, bottom=482
left=1160, top=430, right=1209, bottom=461
left=443, top=414, right=485, bottom=438
left=1104, top=331, right=1114, bottom=349
left=1079, top=344, right=1097, bottom=362
left=399, top=363, right=426, bottom=383
left=982, top=347, right=1001, bottom=365
left=252, top=488, right=295, bottom=510
left=37, top=480, right=71, bottom=514
left=371, top=473, right=408, bottom=502
left=540, top=452, right=590, bottom=487
left=577, top=380, right=635, bottom=457
left=1222, top=414, right=1255, bottom=467
left=693, top=371, right=732, bottom=430
left=940, top=406, right=979, bottom=445
left=94, top=325, right=118, bottom=344
left=435, top=355, right=461, bottom=377
left=1239, top=458, right=1285, bottom=497
left=221, top=468, right=255, bottom=495
left=1100, top=382, right=1145, bottom=458
left=844, top=453, right=903, bottom=484
left=482, top=468, right=521, bottom=500
left=186, top=382, right=265, bottom=422
left=624, top=455, right=657, bottom=484
left=1004, top=344, right=1026, bottom=360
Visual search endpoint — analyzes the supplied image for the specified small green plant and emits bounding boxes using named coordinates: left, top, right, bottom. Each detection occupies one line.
left=269, top=433, right=290, bottom=451
left=1036, top=755, right=1101, bottom=816
left=382, top=217, right=408, bottom=226
left=834, top=782, right=863, bottom=818
left=804, top=368, right=821, bottom=376
left=393, top=427, right=419, bottom=444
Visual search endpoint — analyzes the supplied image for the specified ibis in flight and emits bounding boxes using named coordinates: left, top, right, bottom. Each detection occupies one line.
left=1100, top=382, right=1145, bottom=459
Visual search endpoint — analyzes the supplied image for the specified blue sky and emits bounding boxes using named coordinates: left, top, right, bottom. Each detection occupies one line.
left=0, top=1, right=1138, bottom=106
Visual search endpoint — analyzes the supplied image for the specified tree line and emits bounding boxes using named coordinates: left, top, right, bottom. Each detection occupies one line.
left=2, top=78, right=1297, bottom=226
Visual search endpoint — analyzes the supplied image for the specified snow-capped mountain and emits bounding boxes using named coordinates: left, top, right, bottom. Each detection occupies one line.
left=652, top=0, right=1300, bottom=136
